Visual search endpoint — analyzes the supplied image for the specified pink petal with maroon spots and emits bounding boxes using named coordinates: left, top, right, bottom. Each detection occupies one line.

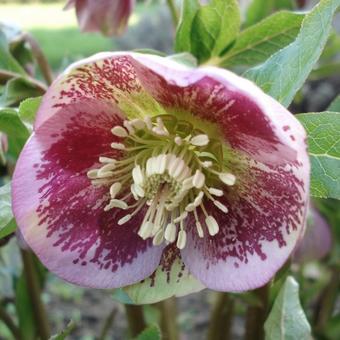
left=35, top=53, right=142, bottom=130
left=12, top=99, right=164, bottom=288
left=180, top=150, right=309, bottom=291
left=129, top=53, right=309, bottom=165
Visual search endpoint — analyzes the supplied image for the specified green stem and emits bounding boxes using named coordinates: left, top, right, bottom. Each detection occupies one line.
left=156, top=298, right=179, bottom=340
left=98, top=307, right=117, bottom=340
left=166, top=0, right=179, bottom=27
left=0, top=304, right=21, bottom=340
left=207, top=292, right=234, bottom=340
left=125, top=305, right=146, bottom=337
left=21, top=250, right=51, bottom=340
left=244, top=284, right=270, bottom=340
left=23, top=33, right=54, bottom=85
left=314, top=266, right=340, bottom=333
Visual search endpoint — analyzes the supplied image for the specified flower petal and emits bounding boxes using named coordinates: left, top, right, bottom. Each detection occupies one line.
left=129, top=53, right=308, bottom=165
left=293, top=206, right=332, bottom=264
left=181, top=151, right=309, bottom=291
left=35, top=53, right=142, bottom=130
left=12, top=99, right=164, bottom=288
left=124, top=245, right=204, bottom=304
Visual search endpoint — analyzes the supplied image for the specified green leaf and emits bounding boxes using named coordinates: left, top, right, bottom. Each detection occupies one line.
left=0, top=76, right=45, bottom=107
left=135, top=325, right=161, bottom=340
left=264, top=276, right=312, bottom=340
left=123, top=254, right=204, bottom=304
left=49, top=321, right=76, bottom=340
left=0, top=31, right=26, bottom=75
left=18, top=96, right=42, bottom=132
left=0, top=183, right=16, bottom=239
left=0, top=108, right=30, bottom=157
left=219, top=11, right=304, bottom=68
left=190, top=0, right=241, bottom=62
left=328, top=95, right=340, bottom=112
left=244, top=0, right=340, bottom=107
left=297, top=111, right=340, bottom=199
left=175, top=0, right=200, bottom=53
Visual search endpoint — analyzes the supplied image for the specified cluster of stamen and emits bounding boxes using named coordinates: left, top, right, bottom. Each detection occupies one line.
left=87, top=115, right=236, bottom=249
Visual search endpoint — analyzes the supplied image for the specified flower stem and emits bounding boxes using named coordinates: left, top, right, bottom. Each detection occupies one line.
left=0, top=304, right=21, bottom=340
left=156, top=298, right=179, bottom=340
left=20, top=250, right=51, bottom=340
left=166, top=0, right=179, bottom=27
left=98, top=307, right=117, bottom=340
left=244, top=284, right=270, bottom=340
left=207, top=292, right=234, bottom=340
left=314, top=266, right=340, bottom=333
left=124, top=305, right=146, bottom=337
left=23, top=33, right=54, bottom=85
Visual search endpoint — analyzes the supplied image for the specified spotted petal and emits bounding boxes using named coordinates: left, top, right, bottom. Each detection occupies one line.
left=123, top=245, right=204, bottom=304
left=12, top=99, right=164, bottom=288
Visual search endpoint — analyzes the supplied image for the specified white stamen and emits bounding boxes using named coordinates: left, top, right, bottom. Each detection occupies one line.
left=185, top=203, right=196, bottom=212
left=174, top=212, right=188, bottom=223
left=174, top=136, right=182, bottom=145
left=138, top=221, right=154, bottom=239
left=213, top=201, right=228, bottom=213
left=123, top=120, right=135, bottom=134
left=182, top=177, right=194, bottom=190
left=194, top=191, right=204, bottom=207
left=99, top=157, right=116, bottom=164
left=97, top=170, right=114, bottom=178
left=219, top=173, right=236, bottom=186
left=196, top=221, right=204, bottom=238
left=157, top=154, right=167, bottom=175
left=164, top=223, right=177, bottom=242
left=152, top=127, right=168, bottom=136
left=111, top=142, right=126, bottom=150
left=172, top=159, right=186, bottom=179
left=193, top=170, right=205, bottom=189
left=208, top=187, right=224, bottom=197
left=104, top=199, right=128, bottom=211
left=190, top=134, right=209, bottom=146
left=153, top=229, right=164, bottom=246
left=131, top=119, right=145, bottom=130
left=205, top=216, right=219, bottom=236
left=99, top=163, right=116, bottom=173
left=87, top=169, right=98, bottom=179
left=202, top=161, right=213, bottom=168
left=111, top=126, right=128, bottom=137
left=132, top=165, right=144, bottom=185
left=144, top=116, right=153, bottom=130
left=110, top=182, right=122, bottom=198
left=146, top=157, right=155, bottom=177
left=176, top=230, right=187, bottom=249
left=132, top=183, right=145, bottom=198
left=118, top=214, right=132, bottom=225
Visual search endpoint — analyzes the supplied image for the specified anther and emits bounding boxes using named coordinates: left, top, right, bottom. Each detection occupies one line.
left=205, top=216, right=219, bottom=236
left=110, top=182, right=122, bottom=198
left=176, top=230, right=187, bottom=249
left=190, top=134, right=209, bottom=146
left=111, top=142, right=126, bottom=150
left=208, top=187, right=224, bottom=197
left=219, top=173, right=236, bottom=186
left=164, top=223, right=177, bottom=242
left=111, top=126, right=128, bottom=137
left=118, top=214, right=132, bottom=225
left=193, top=170, right=205, bottom=189
left=213, top=200, right=228, bottom=213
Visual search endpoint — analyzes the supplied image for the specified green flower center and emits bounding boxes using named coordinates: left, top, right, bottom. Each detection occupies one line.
left=87, top=115, right=236, bottom=249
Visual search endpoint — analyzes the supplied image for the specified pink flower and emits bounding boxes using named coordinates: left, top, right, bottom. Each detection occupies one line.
left=293, top=206, right=332, bottom=263
left=65, top=0, right=134, bottom=36
left=12, top=52, right=310, bottom=291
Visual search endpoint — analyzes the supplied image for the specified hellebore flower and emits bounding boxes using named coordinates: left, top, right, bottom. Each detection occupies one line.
left=12, top=52, right=310, bottom=292
left=293, top=206, right=332, bottom=264
left=65, top=0, right=134, bottom=36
